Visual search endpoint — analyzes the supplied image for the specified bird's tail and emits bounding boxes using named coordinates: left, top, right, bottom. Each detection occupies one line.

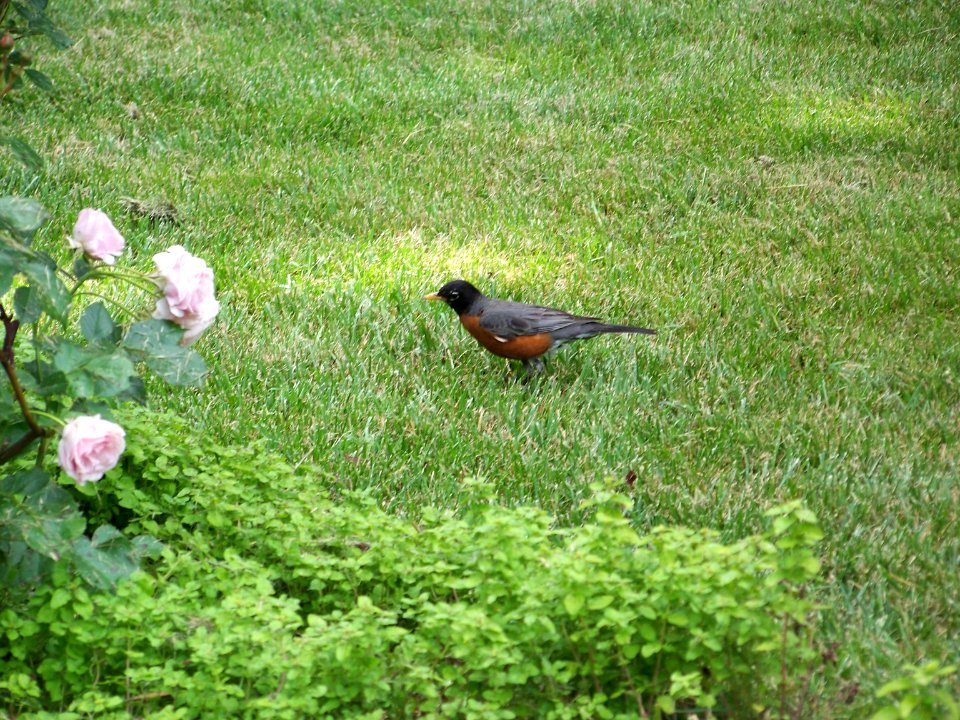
left=552, top=322, right=656, bottom=344
left=598, top=323, right=656, bottom=335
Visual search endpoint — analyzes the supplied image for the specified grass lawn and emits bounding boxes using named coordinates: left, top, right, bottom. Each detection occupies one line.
left=4, top=0, right=959, bottom=712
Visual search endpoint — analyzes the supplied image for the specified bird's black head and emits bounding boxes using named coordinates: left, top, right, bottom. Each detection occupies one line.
left=424, top=279, right=482, bottom=315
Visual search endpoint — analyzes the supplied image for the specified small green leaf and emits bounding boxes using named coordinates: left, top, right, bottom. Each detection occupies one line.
left=773, top=516, right=794, bottom=535
left=20, top=256, right=70, bottom=322
left=123, top=319, right=180, bottom=354
left=116, top=375, right=147, bottom=404
left=0, top=468, right=49, bottom=497
left=25, top=519, right=66, bottom=557
left=28, top=366, right=68, bottom=397
left=13, top=285, right=42, bottom=324
left=85, top=353, right=135, bottom=395
left=80, top=302, right=118, bottom=345
left=33, top=484, right=75, bottom=515
left=38, top=21, right=74, bottom=49
left=13, top=2, right=74, bottom=48
left=16, top=0, right=47, bottom=15
left=869, top=708, right=900, bottom=720
left=131, top=535, right=163, bottom=559
left=5, top=49, right=28, bottom=67
left=49, top=588, right=70, bottom=609
left=0, top=136, right=43, bottom=172
left=588, top=595, right=614, bottom=610
left=23, top=0, right=48, bottom=14
left=0, top=263, right=14, bottom=295
left=123, top=319, right=208, bottom=386
left=52, top=341, right=86, bottom=373
left=59, top=513, right=86, bottom=540
left=795, top=508, right=818, bottom=523
left=91, top=525, right=126, bottom=547
left=898, top=694, right=921, bottom=717
left=563, top=593, right=584, bottom=616
left=638, top=622, right=658, bottom=641
left=53, top=341, right=135, bottom=398
left=70, top=525, right=138, bottom=590
left=638, top=605, right=657, bottom=621
left=877, top=677, right=912, bottom=697
left=23, top=68, right=53, bottom=92
left=482, top=689, right=513, bottom=703
left=0, top=196, right=50, bottom=239
left=0, top=247, right=31, bottom=288
left=73, top=479, right=99, bottom=497
left=73, top=255, right=93, bottom=279
left=656, top=695, right=676, bottom=714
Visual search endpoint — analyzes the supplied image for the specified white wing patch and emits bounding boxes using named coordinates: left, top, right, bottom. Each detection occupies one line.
left=493, top=335, right=509, bottom=343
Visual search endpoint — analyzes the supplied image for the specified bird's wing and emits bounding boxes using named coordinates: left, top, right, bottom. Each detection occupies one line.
left=478, top=301, right=600, bottom=340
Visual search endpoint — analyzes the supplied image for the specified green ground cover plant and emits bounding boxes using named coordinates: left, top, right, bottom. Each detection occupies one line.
left=1, top=408, right=823, bottom=718
left=1, top=0, right=958, bottom=715
left=870, top=661, right=959, bottom=720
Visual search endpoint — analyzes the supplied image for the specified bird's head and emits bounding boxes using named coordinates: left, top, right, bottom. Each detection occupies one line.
left=424, top=279, right=482, bottom=315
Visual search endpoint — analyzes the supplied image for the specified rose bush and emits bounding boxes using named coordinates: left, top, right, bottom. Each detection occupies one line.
left=1, top=142, right=222, bottom=592
left=0, top=0, right=218, bottom=587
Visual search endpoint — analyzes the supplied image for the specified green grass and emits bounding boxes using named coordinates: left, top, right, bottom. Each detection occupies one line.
left=4, top=0, right=959, bottom=712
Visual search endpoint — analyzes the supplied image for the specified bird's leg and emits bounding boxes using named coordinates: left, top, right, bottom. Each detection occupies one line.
left=523, top=357, right=546, bottom=374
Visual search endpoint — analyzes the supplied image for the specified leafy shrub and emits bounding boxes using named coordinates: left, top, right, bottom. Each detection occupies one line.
left=1, top=136, right=219, bottom=595
left=1, top=407, right=821, bottom=718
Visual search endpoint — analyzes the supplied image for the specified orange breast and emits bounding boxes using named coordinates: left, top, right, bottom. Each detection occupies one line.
left=459, top=315, right=553, bottom=360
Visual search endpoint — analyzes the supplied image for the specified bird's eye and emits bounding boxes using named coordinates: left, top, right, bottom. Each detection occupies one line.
left=448, top=291, right=459, bottom=300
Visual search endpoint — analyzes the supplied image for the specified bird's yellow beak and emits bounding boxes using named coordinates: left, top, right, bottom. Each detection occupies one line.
left=423, top=293, right=443, bottom=301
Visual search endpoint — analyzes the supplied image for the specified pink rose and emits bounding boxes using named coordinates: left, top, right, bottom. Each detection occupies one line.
left=152, top=245, right=220, bottom=345
left=57, top=415, right=126, bottom=485
left=70, top=209, right=125, bottom=265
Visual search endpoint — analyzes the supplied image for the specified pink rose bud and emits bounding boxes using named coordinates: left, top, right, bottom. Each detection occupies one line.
left=57, top=415, right=126, bottom=485
left=152, top=245, right=220, bottom=345
left=70, top=208, right=125, bottom=265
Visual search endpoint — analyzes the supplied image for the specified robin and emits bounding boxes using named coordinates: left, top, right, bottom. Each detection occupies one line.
left=425, top=279, right=655, bottom=372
